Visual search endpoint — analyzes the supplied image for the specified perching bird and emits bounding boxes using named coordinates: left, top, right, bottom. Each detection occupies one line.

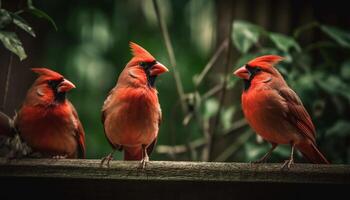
left=233, top=55, right=329, bottom=168
left=13, top=68, right=86, bottom=159
left=101, top=42, right=168, bottom=168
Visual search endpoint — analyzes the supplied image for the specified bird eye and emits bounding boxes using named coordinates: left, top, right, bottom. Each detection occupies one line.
left=47, top=79, right=63, bottom=88
left=139, top=62, right=146, bottom=67
left=246, top=65, right=262, bottom=75
left=245, top=65, right=252, bottom=71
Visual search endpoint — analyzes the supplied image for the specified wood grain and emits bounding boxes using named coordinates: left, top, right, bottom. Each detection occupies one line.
left=0, top=159, right=349, bottom=184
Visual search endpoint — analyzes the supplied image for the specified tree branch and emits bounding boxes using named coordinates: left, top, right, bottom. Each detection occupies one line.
left=2, top=53, right=14, bottom=111
left=156, top=138, right=206, bottom=155
left=152, top=0, right=186, bottom=114
left=194, top=39, right=229, bottom=87
left=214, top=130, right=253, bottom=162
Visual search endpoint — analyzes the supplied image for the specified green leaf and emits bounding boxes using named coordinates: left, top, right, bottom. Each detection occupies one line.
left=220, top=106, right=235, bottom=131
left=232, top=20, right=262, bottom=53
left=226, top=76, right=238, bottom=89
left=244, top=142, right=268, bottom=161
left=325, top=120, right=350, bottom=138
left=0, top=9, right=12, bottom=29
left=316, top=75, right=350, bottom=101
left=27, top=0, right=33, bottom=7
left=0, top=31, right=27, bottom=60
left=203, top=98, right=219, bottom=119
left=316, top=75, right=343, bottom=94
left=28, top=7, right=57, bottom=30
left=293, top=21, right=319, bottom=39
left=274, top=145, right=291, bottom=158
left=11, top=14, right=36, bottom=37
left=341, top=60, right=350, bottom=80
left=321, top=25, right=350, bottom=48
left=269, top=33, right=301, bottom=52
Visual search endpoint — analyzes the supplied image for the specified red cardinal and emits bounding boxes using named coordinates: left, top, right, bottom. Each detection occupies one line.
left=234, top=55, right=329, bottom=168
left=14, top=68, right=86, bottom=158
left=101, top=42, right=168, bottom=168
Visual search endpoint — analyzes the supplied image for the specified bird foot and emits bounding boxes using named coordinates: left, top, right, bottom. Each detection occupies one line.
left=52, top=155, right=67, bottom=159
left=281, top=158, right=294, bottom=170
left=139, top=156, right=149, bottom=169
left=100, top=154, right=113, bottom=168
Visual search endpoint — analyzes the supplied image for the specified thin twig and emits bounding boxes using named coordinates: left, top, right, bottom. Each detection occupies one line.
left=202, top=83, right=224, bottom=100
left=156, top=138, right=206, bottom=155
left=200, top=119, right=211, bottom=161
left=304, top=41, right=336, bottom=52
left=201, top=6, right=234, bottom=161
left=194, top=39, right=229, bottom=87
left=156, top=119, right=247, bottom=156
left=223, top=118, right=248, bottom=135
left=168, top=99, right=184, bottom=160
left=204, top=35, right=232, bottom=161
left=214, top=130, right=253, bottom=162
left=2, top=54, right=14, bottom=111
left=152, top=0, right=186, bottom=114
left=212, top=37, right=232, bottom=137
left=293, top=21, right=319, bottom=39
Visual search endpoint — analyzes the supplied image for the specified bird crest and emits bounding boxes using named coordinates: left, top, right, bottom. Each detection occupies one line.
left=129, top=42, right=155, bottom=61
left=31, top=68, right=63, bottom=79
left=247, top=55, right=284, bottom=68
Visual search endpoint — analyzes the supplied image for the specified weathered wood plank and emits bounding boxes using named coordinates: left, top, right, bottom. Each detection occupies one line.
left=0, top=158, right=349, bottom=184
left=0, top=159, right=349, bottom=199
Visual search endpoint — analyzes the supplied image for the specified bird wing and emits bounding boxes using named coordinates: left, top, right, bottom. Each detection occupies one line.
left=69, top=102, right=86, bottom=158
left=101, top=88, right=123, bottom=151
left=278, top=87, right=316, bottom=143
left=101, top=88, right=115, bottom=125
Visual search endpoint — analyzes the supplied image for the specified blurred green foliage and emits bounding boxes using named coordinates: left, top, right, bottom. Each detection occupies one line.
left=5, top=0, right=348, bottom=164
left=0, top=0, right=55, bottom=60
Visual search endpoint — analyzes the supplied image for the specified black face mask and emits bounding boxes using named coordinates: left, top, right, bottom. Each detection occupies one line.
left=48, top=79, right=66, bottom=103
left=243, top=65, right=261, bottom=91
left=140, top=61, right=157, bottom=88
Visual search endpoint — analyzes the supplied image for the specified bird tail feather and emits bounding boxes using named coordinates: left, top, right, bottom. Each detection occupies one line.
left=296, top=142, right=329, bottom=164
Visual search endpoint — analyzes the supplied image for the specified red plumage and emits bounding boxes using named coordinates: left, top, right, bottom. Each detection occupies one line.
left=234, top=55, right=329, bottom=168
left=247, top=55, right=284, bottom=69
left=13, top=68, right=86, bottom=158
left=101, top=42, right=168, bottom=168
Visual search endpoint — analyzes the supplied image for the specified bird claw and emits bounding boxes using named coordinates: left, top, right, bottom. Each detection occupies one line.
left=139, top=156, right=149, bottom=169
left=52, top=155, right=67, bottom=159
left=281, top=159, right=294, bottom=170
left=100, top=155, right=113, bottom=168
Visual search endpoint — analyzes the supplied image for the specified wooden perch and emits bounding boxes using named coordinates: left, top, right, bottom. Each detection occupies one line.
left=0, top=159, right=349, bottom=199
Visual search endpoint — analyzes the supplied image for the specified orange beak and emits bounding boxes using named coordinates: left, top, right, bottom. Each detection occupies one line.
left=233, top=66, right=250, bottom=80
left=57, top=79, right=76, bottom=93
left=150, top=62, right=169, bottom=76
